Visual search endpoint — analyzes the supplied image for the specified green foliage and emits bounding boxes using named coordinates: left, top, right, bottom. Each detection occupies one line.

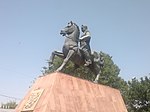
left=127, top=76, right=150, bottom=112
left=46, top=51, right=121, bottom=82
left=1, top=101, right=17, bottom=109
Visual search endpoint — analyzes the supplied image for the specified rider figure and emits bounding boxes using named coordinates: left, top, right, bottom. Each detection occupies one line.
left=80, top=25, right=92, bottom=66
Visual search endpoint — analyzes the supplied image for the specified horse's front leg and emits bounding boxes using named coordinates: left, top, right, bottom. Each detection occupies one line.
left=48, top=51, right=64, bottom=70
left=56, top=50, right=75, bottom=72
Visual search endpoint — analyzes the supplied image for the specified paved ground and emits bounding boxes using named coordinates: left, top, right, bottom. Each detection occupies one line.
left=0, top=109, right=15, bottom=112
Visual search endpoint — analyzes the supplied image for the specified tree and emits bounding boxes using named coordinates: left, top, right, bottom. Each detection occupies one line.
left=1, top=101, right=17, bottom=109
left=127, top=76, right=150, bottom=112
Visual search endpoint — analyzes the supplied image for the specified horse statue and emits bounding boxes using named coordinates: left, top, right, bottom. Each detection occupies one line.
left=48, top=21, right=104, bottom=83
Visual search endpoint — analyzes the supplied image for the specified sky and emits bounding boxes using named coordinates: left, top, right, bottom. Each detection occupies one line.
left=0, top=0, right=150, bottom=104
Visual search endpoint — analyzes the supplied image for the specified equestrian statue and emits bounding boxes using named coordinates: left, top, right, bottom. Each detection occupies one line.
left=48, top=21, right=104, bottom=83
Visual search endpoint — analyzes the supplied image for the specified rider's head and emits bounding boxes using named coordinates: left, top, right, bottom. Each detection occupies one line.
left=81, top=25, right=88, bottom=32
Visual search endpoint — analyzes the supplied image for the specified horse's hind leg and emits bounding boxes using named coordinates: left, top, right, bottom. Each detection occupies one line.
left=56, top=50, right=74, bottom=72
left=94, top=70, right=101, bottom=83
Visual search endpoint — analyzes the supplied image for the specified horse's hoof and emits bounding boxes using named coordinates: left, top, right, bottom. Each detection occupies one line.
left=56, top=70, right=60, bottom=72
left=93, top=80, right=98, bottom=84
left=56, top=68, right=61, bottom=72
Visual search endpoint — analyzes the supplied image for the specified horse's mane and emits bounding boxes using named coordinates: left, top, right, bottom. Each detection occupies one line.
left=73, top=23, right=80, bottom=34
left=73, top=23, right=80, bottom=39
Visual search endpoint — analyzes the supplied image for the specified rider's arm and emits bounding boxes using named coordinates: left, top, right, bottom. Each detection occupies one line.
left=80, top=31, right=90, bottom=40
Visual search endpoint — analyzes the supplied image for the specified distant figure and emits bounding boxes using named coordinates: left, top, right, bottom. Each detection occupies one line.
left=80, top=25, right=92, bottom=66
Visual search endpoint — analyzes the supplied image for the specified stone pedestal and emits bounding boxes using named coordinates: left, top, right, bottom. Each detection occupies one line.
left=16, top=72, right=128, bottom=112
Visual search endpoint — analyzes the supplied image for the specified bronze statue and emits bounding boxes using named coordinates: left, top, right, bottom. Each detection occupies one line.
left=48, top=21, right=104, bottom=83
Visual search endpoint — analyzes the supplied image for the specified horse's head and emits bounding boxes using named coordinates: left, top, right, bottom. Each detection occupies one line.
left=60, top=21, right=79, bottom=36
